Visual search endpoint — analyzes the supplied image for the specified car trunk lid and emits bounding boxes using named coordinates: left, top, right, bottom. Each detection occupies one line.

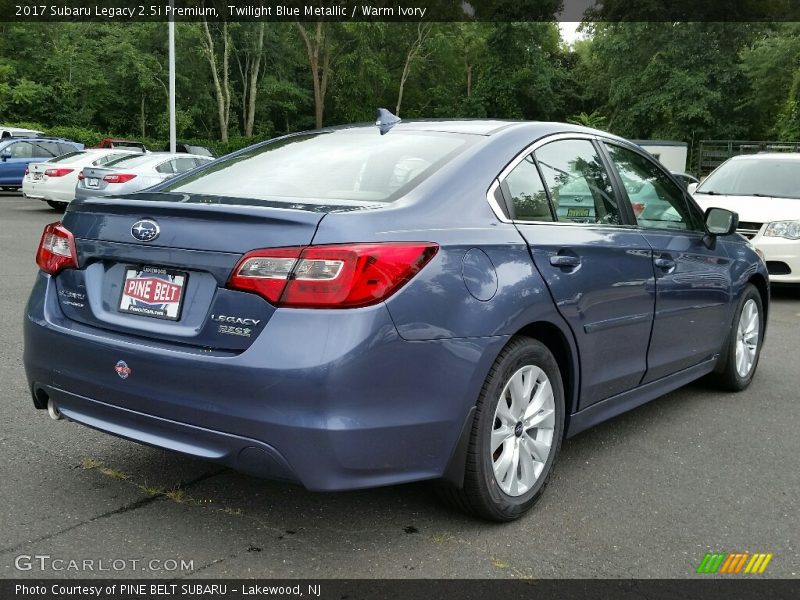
left=55, top=193, right=335, bottom=350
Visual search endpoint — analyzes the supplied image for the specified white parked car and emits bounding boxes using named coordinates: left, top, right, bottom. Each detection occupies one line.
left=22, top=149, right=140, bottom=210
left=1, top=126, right=44, bottom=139
left=691, top=153, right=800, bottom=284
left=74, top=152, right=214, bottom=201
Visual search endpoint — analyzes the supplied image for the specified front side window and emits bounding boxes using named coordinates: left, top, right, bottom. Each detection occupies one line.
left=534, top=139, right=622, bottom=225
left=502, top=154, right=554, bottom=222
left=4, top=142, right=33, bottom=159
left=605, top=143, right=701, bottom=231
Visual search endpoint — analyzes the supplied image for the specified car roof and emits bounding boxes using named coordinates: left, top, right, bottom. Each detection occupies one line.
left=85, top=148, right=140, bottom=153
left=324, top=119, right=624, bottom=141
left=381, top=120, right=522, bottom=135
left=728, top=152, right=800, bottom=161
left=0, top=137, right=74, bottom=143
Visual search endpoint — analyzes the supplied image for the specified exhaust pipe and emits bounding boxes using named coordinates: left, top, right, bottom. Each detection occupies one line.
left=47, top=397, right=63, bottom=420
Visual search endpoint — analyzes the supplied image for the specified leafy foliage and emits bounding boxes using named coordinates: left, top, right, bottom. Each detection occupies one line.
left=0, top=21, right=797, bottom=155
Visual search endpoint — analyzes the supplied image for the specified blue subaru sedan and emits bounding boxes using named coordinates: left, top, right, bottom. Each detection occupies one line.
left=24, top=118, right=768, bottom=521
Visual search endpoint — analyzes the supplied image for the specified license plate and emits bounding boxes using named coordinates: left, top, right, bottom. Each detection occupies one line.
left=86, top=178, right=99, bottom=188
left=567, top=207, right=591, bottom=217
left=119, top=266, right=187, bottom=320
left=33, top=173, right=43, bottom=181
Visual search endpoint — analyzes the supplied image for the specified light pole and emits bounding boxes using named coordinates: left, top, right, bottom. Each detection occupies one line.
left=168, top=0, right=176, bottom=153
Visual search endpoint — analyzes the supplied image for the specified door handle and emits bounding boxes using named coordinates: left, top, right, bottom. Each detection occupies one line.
left=550, top=254, right=580, bottom=268
left=654, top=256, right=676, bottom=271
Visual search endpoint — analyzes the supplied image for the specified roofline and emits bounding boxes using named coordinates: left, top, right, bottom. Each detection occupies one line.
left=632, top=140, right=688, bottom=147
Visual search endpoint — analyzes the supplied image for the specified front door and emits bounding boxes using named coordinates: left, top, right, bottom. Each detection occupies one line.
left=602, top=142, right=733, bottom=382
left=0, top=141, right=34, bottom=186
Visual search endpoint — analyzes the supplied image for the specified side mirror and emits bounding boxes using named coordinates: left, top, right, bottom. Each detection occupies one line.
left=687, top=183, right=698, bottom=194
left=705, top=207, right=738, bottom=236
left=1, top=151, right=10, bottom=162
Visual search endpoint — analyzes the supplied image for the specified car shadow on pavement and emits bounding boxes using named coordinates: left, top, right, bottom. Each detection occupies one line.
left=61, top=377, right=724, bottom=533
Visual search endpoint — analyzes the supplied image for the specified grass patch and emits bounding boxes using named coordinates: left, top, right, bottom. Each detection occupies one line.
left=80, top=458, right=129, bottom=480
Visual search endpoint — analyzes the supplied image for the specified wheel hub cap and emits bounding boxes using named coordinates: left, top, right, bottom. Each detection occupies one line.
left=734, top=299, right=759, bottom=379
left=491, top=365, right=556, bottom=497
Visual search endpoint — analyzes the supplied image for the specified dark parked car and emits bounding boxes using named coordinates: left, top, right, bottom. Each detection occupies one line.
left=24, top=118, right=768, bottom=521
left=0, top=137, right=83, bottom=190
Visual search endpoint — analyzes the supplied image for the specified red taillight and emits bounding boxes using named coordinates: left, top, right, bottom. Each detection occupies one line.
left=77, top=172, right=85, bottom=181
left=103, top=173, right=137, bottom=184
left=36, top=222, right=79, bottom=275
left=228, top=243, right=438, bottom=308
left=44, top=168, right=74, bottom=177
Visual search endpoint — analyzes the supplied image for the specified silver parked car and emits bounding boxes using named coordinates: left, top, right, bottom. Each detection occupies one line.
left=75, top=152, right=213, bottom=200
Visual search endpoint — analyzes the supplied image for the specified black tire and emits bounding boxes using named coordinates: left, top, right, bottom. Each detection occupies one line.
left=707, top=284, right=764, bottom=392
left=46, top=200, right=67, bottom=211
left=437, top=336, right=565, bottom=521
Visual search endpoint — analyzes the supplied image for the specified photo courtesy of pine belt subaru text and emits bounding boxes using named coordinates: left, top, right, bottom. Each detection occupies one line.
left=23, top=113, right=769, bottom=521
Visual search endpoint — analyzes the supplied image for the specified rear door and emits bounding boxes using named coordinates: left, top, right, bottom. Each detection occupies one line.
left=500, top=135, right=656, bottom=408
left=602, top=142, right=733, bottom=381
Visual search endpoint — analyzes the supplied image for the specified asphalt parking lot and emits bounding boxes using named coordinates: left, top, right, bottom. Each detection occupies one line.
left=1, top=190, right=798, bottom=580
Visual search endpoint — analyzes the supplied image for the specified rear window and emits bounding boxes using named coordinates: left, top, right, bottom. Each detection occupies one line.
left=162, top=129, right=472, bottom=204
left=113, top=141, right=146, bottom=151
left=48, top=151, right=87, bottom=164
left=184, top=145, right=214, bottom=157
left=104, top=154, right=162, bottom=169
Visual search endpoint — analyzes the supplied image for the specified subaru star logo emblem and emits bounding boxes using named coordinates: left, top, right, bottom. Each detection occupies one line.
left=131, top=219, right=160, bottom=242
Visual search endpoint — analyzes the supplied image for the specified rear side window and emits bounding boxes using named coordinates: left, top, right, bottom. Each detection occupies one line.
left=58, top=143, right=78, bottom=155
left=163, top=129, right=472, bottom=204
left=502, top=154, right=554, bottom=222
left=34, top=142, right=61, bottom=158
left=535, top=139, right=622, bottom=225
left=155, top=161, right=175, bottom=174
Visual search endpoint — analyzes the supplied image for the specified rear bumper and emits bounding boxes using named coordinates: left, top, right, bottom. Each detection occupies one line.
left=24, top=273, right=506, bottom=490
left=22, top=182, right=73, bottom=203
left=42, top=386, right=298, bottom=482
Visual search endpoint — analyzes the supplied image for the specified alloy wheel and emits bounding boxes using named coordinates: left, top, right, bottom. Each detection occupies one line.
left=735, top=298, right=760, bottom=378
left=491, top=365, right=556, bottom=497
